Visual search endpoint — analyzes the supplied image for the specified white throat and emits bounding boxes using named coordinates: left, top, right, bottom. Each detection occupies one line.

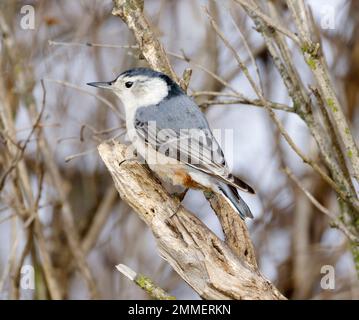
left=120, top=77, right=169, bottom=110
left=121, top=78, right=168, bottom=125
left=116, top=76, right=169, bottom=139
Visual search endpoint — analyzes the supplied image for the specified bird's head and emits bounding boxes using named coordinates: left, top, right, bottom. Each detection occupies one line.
left=87, top=67, right=183, bottom=110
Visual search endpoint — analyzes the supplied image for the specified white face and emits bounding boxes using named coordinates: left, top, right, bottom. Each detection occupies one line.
left=111, top=74, right=169, bottom=110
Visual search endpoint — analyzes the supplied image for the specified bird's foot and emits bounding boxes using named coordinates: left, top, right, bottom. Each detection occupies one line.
left=169, top=188, right=188, bottom=217
left=172, top=189, right=188, bottom=202
left=170, top=200, right=182, bottom=218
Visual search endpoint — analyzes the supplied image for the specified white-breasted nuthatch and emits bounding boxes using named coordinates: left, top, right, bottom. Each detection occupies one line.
left=88, top=67, right=255, bottom=219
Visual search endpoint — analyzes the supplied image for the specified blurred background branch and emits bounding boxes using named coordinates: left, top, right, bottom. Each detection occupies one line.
left=116, top=263, right=176, bottom=300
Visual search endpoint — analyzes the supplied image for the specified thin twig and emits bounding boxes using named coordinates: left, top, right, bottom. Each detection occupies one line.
left=284, top=167, right=358, bottom=243
left=44, top=78, right=124, bottom=121
left=234, top=0, right=302, bottom=46
left=200, top=98, right=294, bottom=112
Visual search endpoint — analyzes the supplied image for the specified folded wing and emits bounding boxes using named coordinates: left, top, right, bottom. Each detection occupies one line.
left=134, top=95, right=254, bottom=194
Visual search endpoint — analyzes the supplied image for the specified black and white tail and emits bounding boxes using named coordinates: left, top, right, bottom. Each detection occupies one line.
left=218, top=183, right=253, bottom=219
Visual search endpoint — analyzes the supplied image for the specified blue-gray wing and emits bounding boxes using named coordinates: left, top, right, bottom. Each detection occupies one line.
left=135, top=95, right=210, bottom=131
left=134, top=95, right=254, bottom=193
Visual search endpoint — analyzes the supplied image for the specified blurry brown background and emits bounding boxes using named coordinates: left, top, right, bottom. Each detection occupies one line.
left=0, top=0, right=358, bottom=299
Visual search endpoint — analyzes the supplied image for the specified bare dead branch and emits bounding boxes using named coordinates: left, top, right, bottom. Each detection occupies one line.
left=99, top=140, right=285, bottom=299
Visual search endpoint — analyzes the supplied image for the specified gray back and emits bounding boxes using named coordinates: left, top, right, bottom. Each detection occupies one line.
left=135, top=95, right=210, bottom=132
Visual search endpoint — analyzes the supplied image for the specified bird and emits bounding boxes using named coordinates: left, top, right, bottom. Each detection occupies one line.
left=87, top=67, right=255, bottom=219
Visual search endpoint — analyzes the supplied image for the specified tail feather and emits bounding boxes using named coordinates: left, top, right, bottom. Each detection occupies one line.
left=218, top=183, right=253, bottom=219
left=230, top=175, right=255, bottom=194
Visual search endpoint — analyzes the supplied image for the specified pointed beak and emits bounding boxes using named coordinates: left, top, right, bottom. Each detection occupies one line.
left=86, top=81, right=114, bottom=89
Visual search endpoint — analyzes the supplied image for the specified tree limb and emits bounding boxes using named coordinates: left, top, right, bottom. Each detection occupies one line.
left=112, top=0, right=179, bottom=83
left=98, top=141, right=285, bottom=300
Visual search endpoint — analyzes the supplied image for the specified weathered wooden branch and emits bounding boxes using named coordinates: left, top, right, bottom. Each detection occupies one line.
left=98, top=141, right=285, bottom=300
left=206, top=193, right=258, bottom=268
left=108, top=0, right=287, bottom=299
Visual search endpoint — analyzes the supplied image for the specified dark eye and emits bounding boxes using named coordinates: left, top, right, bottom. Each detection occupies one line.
left=125, top=81, right=133, bottom=88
